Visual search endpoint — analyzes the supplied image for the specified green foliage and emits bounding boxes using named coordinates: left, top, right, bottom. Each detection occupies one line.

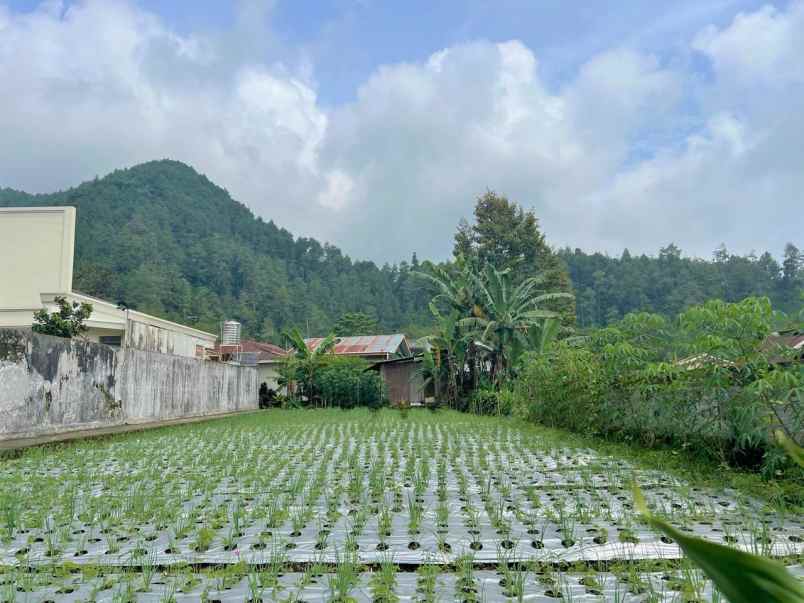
left=468, top=386, right=516, bottom=416
left=417, top=257, right=572, bottom=409
left=279, top=331, right=384, bottom=408
left=31, top=296, right=93, bottom=338
left=314, top=357, right=385, bottom=409
left=455, top=191, right=575, bottom=325
left=281, top=328, right=337, bottom=405
left=518, top=297, right=804, bottom=474
left=0, top=160, right=434, bottom=339
left=332, top=311, right=379, bottom=336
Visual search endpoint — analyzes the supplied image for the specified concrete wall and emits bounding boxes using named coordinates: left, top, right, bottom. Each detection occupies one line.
left=0, top=329, right=257, bottom=441
left=126, top=319, right=213, bottom=359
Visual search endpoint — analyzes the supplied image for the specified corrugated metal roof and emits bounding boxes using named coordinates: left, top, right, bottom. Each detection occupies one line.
left=305, top=334, right=408, bottom=356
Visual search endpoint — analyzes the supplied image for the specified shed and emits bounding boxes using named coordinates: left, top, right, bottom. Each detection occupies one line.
left=370, top=356, right=426, bottom=406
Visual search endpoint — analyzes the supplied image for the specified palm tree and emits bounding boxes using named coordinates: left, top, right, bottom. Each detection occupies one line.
left=282, top=327, right=337, bottom=406
left=463, top=264, right=573, bottom=382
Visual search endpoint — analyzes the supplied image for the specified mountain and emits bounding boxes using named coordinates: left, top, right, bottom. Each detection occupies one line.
left=2, top=160, right=800, bottom=338
left=0, top=160, right=434, bottom=340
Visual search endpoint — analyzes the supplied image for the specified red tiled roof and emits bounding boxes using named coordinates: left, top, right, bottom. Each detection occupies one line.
left=215, top=339, right=288, bottom=362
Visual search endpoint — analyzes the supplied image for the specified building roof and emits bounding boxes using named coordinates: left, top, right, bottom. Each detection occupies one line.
left=305, top=334, right=409, bottom=357
left=213, top=339, right=288, bottom=363
left=241, top=339, right=289, bottom=363
left=763, top=329, right=804, bottom=363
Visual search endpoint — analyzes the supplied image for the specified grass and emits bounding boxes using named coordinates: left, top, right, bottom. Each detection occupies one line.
left=0, top=407, right=801, bottom=601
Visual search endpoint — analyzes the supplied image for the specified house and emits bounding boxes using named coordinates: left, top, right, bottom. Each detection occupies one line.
left=304, top=334, right=411, bottom=361
left=0, top=206, right=217, bottom=358
left=243, top=339, right=288, bottom=391
left=763, top=329, right=804, bottom=364
left=303, top=334, right=424, bottom=405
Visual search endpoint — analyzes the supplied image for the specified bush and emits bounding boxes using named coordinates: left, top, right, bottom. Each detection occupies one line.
left=469, top=387, right=516, bottom=416
left=516, top=297, right=803, bottom=475
left=32, top=296, right=92, bottom=338
left=313, top=357, right=385, bottom=409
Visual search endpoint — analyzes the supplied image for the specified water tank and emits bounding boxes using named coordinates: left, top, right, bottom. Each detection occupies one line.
left=221, top=320, right=241, bottom=346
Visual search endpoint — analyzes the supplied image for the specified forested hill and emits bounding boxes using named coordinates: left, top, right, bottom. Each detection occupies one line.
left=1, top=160, right=800, bottom=338
left=561, top=244, right=803, bottom=328
left=0, top=160, right=433, bottom=339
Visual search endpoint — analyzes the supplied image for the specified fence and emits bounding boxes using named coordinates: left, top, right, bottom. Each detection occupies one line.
left=0, top=329, right=257, bottom=441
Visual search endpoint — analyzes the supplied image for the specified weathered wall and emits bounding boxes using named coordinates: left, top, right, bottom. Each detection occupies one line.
left=126, top=319, right=214, bottom=358
left=118, top=348, right=256, bottom=421
left=0, top=329, right=257, bottom=441
left=379, top=361, right=424, bottom=406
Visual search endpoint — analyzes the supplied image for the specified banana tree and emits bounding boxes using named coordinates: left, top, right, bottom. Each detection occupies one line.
left=282, top=327, right=337, bottom=406
left=463, top=264, right=573, bottom=383
left=423, top=304, right=471, bottom=408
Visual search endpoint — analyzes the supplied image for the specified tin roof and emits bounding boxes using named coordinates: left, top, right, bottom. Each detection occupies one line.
left=305, top=334, right=409, bottom=357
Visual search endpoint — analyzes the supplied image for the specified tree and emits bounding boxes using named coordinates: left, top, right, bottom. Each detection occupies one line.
left=32, top=296, right=93, bottom=338
left=454, top=191, right=575, bottom=325
left=416, top=258, right=573, bottom=403
left=462, top=264, right=571, bottom=382
left=332, top=311, right=379, bottom=336
left=281, top=327, right=337, bottom=406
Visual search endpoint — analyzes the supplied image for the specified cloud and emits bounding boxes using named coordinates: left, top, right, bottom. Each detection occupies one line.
left=316, top=41, right=682, bottom=259
left=0, top=0, right=802, bottom=263
left=0, top=0, right=329, bottom=228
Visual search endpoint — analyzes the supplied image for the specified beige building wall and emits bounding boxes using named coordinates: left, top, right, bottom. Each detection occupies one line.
left=0, top=207, right=75, bottom=311
left=0, top=207, right=217, bottom=358
left=257, top=363, right=282, bottom=390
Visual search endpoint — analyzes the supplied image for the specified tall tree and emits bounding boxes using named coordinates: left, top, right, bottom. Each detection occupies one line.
left=454, top=191, right=575, bottom=326
left=332, top=312, right=380, bottom=336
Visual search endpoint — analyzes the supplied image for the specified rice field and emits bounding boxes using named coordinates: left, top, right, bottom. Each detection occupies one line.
left=1, top=409, right=802, bottom=602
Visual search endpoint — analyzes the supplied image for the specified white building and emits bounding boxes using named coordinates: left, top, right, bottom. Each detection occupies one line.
left=0, top=206, right=217, bottom=358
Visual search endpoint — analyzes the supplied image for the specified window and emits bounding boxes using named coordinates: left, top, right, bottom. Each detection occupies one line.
left=99, top=335, right=122, bottom=347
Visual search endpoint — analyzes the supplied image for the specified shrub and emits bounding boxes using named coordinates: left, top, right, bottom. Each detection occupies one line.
left=469, top=387, right=516, bottom=416
left=32, top=296, right=92, bottom=338
left=313, top=357, right=385, bottom=409
left=516, top=297, right=803, bottom=474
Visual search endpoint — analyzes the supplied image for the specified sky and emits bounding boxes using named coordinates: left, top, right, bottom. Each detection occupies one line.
left=1, top=0, right=802, bottom=264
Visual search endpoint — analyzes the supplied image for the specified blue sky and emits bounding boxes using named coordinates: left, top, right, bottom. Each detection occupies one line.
left=0, top=0, right=802, bottom=262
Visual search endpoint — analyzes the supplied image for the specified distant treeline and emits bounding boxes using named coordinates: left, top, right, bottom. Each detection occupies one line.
left=560, top=243, right=803, bottom=328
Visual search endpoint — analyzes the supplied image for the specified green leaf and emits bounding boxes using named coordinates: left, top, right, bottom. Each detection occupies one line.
left=633, top=484, right=804, bottom=603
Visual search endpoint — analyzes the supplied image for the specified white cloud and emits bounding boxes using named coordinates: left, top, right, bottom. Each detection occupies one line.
left=0, top=0, right=802, bottom=263
left=693, top=2, right=804, bottom=86
left=0, top=0, right=330, bottom=230
left=315, top=41, right=682, bottom=259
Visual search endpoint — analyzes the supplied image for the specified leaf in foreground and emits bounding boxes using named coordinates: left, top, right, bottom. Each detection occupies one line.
left=634, top=485, right=804, bottom=603
left=775, top=430, right=804, bottom=469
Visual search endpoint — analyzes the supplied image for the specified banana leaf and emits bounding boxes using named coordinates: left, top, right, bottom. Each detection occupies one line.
left=634, top=485, right=804, bottom=603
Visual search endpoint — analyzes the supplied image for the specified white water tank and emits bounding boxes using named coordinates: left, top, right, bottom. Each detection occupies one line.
left=221, top=320, right=241, bottom=346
